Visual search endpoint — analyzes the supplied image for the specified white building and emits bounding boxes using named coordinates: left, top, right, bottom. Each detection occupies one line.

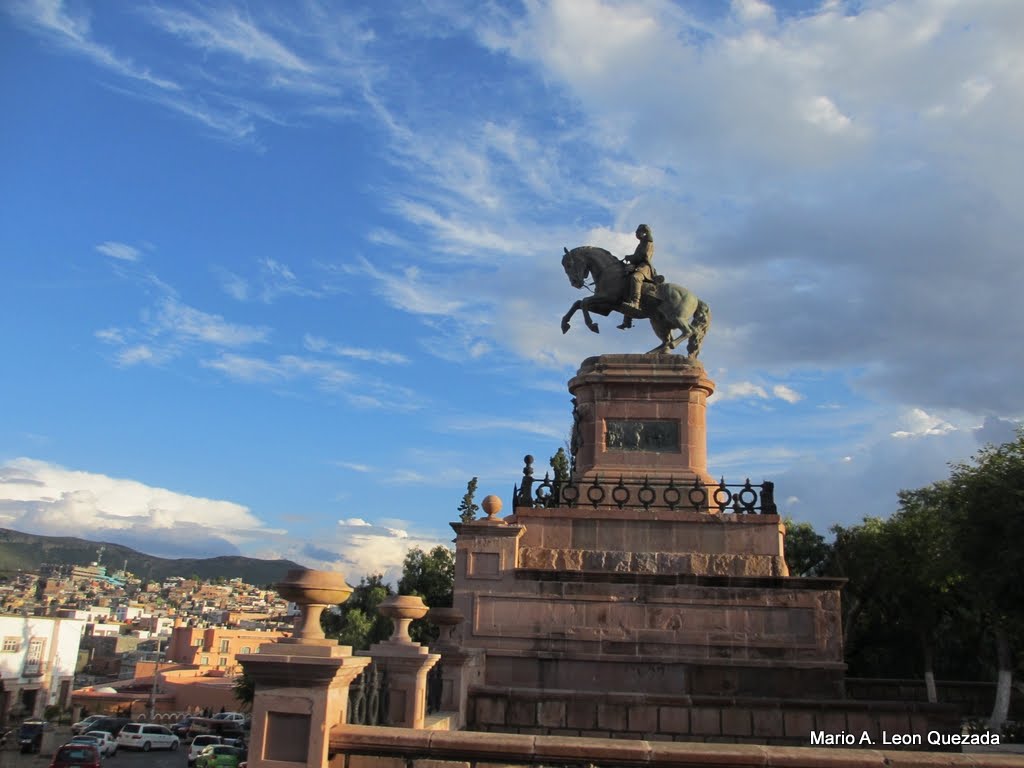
left=89, top=623, right=121, bottom=637
left=0, top=614, right=84, bottom=722
left=114, top=605, right=145, bottom=622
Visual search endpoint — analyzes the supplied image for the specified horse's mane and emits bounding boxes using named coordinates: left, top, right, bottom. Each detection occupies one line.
left=568, top=245, right=618, bottom=265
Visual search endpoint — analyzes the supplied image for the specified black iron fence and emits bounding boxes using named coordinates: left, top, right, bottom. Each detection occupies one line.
left=514, top=469, right=776, bottom=515
left=425, top=662, right=443, bottom=715
left=347, top=663, right=388, bottom=726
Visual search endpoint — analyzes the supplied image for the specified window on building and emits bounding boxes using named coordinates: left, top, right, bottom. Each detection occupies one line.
left=26, top=638, right=44, bottom=664
left=201, top=655, right=209, bottom=665
left=219, top=657, right=227, bottom=667
left=2, top=637, right=19, bottom=653
left=219, top=639, right=230, bottom=653
left=193, top=639, right=203, bottom=647
left=240, top=646, right=250, bottom=654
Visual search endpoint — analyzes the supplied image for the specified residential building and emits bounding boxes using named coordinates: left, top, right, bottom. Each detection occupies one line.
left=0, top=614, right=84, bottom=724
left=165, top=624, right=288, bottom=674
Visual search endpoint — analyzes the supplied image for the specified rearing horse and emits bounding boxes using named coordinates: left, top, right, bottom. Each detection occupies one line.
left=560, top=246, right=711, bottom=356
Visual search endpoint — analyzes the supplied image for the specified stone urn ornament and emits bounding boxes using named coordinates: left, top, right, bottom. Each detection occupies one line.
left=378, top=594, right=429, bottom=645
left=274, top=568, right=353, bottom=645
left=426, top=606, right=464, bottom=646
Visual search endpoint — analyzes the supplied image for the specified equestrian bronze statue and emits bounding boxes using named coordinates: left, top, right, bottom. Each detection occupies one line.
left=560, top=232, right=710, bottom=356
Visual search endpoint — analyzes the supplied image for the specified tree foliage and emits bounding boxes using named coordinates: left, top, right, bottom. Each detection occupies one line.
left=322, top=547, right=457, bottom=649
left=550, top=447, right=570, bottom=485
left=458, top=477, right=479, bottom=523
left=398, top=545, right=455, bottom=643
left=398, top=546, right=455, bottom=607
left=321, top=574, right=394, bottom=651
left=783, top=517, right=830, bottom=577
left=787, top=428, right=1024, bottom=726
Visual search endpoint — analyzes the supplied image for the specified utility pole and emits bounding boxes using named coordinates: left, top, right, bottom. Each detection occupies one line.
left=147, top=634, right=163, bottom=719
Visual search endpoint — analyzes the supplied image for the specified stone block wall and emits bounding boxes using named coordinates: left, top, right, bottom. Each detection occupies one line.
left=466, top=686, right=962, bottom=749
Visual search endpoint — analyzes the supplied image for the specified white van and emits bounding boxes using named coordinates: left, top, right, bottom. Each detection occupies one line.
left=116, top=723, right=180, bottom=752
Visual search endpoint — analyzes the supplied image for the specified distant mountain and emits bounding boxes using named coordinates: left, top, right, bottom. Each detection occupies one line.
left=0, top=528, right=302, bottom=585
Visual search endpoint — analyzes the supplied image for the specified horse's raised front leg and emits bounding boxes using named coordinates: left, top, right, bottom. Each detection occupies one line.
left=580, top=299, right=600, bottom=334
left=561, top=300, right=582, bottom=334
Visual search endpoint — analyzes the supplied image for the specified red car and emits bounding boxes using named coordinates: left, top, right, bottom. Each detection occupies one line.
left=50, top=744, right=101, bottom=768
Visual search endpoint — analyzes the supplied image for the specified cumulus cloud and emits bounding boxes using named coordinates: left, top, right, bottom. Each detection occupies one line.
left=0, top=458, right=283, bottom=557
left=0, top=458, right=451, bottom=578
left=891, top=407, right=957, bottom=439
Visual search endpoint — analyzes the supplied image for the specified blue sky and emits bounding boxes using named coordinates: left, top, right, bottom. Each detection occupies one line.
left=2, top=0, right=1021, bottom=583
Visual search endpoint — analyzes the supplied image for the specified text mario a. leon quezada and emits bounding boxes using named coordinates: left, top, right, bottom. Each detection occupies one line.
left=811, top=730, right=1001, bottom=747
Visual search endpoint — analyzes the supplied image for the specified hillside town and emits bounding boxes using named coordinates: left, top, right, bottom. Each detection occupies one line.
left=0, top=554, right=296, bottom=726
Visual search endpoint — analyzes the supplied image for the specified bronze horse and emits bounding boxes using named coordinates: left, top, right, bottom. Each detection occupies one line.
left=560, top=246, right=710, bottom=356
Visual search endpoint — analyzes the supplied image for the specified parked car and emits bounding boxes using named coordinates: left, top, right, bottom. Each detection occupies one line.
left=188, top=735, right=222, bottom=764
left=84, top=731, right=119, bottom=757
left=70, top=716, right=105, bottom=736
left=84, top=717, right=131, bottom=737
left=18, top=720, right=48, bottom=754
left=195, top=745, right=246, bottom=768
left=170, top=717, right=196, bottom=739
left=211, top=712, right=246, bottom=723
left=115, top=723, right=179, bottom=752
left=49, top=744, right=101, bottom=768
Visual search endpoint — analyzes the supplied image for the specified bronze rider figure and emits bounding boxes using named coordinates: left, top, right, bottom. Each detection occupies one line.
left=617, top=224, right=655, bottom=330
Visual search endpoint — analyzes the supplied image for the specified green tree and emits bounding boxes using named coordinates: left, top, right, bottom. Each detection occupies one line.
left=321, top=574, right=394, bottom=651
left=947, top=429, right=1024, bottom=728
left=549, top=447, right=570, bottom=485
left=886, top=482, right=965, bottom=702
left=233, top=671, right=255, bottom=711
left=458, top=477, right=479, bottom=523
left=782, top=517, right=830, bottom=577
left=398, top=545, right=455, bottom=643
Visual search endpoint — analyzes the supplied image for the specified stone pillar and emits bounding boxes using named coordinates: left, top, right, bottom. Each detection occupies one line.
left=238, top=569, right=370, bottom=768
left=365, top=596, right=440, bottom=729
left=426, top=607, right=484, bottom=729
left=450, top=495, right=525, bottom=623
left=569, top=353, right=716, bottom=484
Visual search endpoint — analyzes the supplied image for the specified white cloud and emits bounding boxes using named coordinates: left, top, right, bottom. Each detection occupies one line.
left=304, top=335, right=409, bottom=365
left=714, top=380, right=804, bottom=405
left=772, top=385, right=804, bottom=404
left=0, top=458, right=281, bottom=557
left=891, top=407, right=958, bottom=439
left=146, top=6, right=312, bottom=74
left=335, top=462, right=372, bottom=473
left=95, top=241, right=140, bottom=261
left=0, top=459, right=451, bottom=582
left=732, top=0, right=775, bottom=25
left=156, top=298, right=269, bottom=347
left=347, top=257, right=465, bottom=318
left=116, top=345, right=157, bottom=367
left=10, top=0, right=180, bottom=91
left=445, top=417, right=566, bottom=441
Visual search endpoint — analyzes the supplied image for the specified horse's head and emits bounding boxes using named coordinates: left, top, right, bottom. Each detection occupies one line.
left=562, top=246, right=589, bottom=289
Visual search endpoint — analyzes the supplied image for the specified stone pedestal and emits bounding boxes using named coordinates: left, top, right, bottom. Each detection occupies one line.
left=238, top=569, right=369, bottom=768
left=366, top=596, right=441, bottom=729
left=569, top=354, right=715, bottom=485
left=427, top=607, right=485, bottom=729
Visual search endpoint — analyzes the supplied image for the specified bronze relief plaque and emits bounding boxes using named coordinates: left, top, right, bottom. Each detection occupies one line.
left=605, top=419, right=679, bottom=452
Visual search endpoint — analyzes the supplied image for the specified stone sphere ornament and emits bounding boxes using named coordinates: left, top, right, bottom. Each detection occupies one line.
left=481, top=494, right=503, bottom=522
